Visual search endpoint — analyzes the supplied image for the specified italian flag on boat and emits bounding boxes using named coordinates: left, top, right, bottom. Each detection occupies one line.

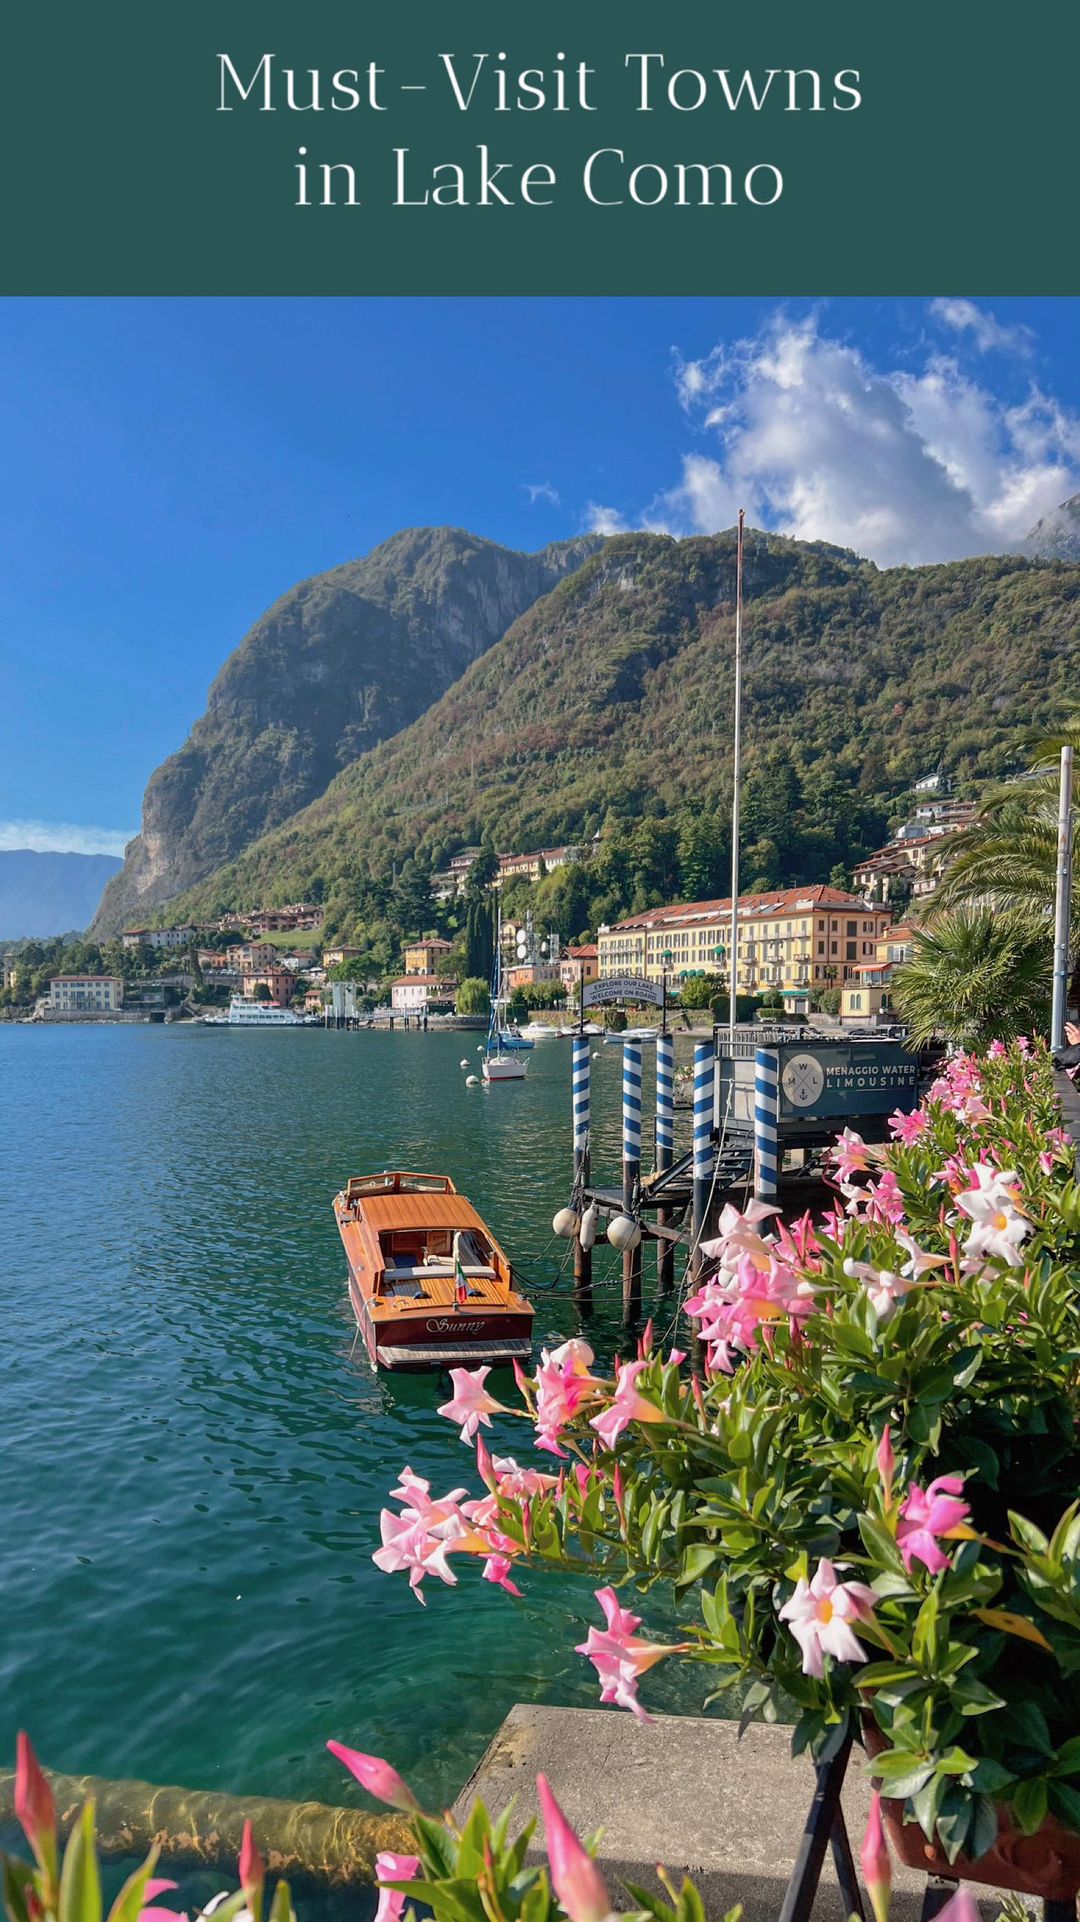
left=454, top=1232, right=470, bottom=1305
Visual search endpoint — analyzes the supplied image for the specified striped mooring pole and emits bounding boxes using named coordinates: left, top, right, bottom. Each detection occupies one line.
left=691, top=1042, right=715, bottom=1282
left=754, top=1047, right=780, bottom=1200
left=571, top=1033, right=592, bottom=1305
left=655, top=1031, right=675, bottom=1292
left=622, top=1038, right=643, bottom=1320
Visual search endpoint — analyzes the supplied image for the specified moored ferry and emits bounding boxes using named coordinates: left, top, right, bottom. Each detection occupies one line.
left=227, top=996, right=304, bottom=1026
left=332, top=1171, right=534, bottom=1370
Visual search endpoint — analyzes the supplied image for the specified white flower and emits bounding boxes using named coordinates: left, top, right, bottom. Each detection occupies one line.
left=955, top=1164, right=1030, bottom=1268
left=778, top=1559, right=877, bottom=1679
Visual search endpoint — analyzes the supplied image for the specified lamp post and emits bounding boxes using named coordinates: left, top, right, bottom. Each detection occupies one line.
left=728, top=508, right=745, bottom=1046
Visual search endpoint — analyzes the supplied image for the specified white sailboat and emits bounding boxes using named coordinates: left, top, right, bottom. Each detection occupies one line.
left=482, top=904, right=528, bottom=1082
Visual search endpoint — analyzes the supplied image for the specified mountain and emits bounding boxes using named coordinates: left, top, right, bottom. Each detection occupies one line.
left=90, top=527, right=604, bottom=936
left=0, top=850, right=122, bottom=941
left=168, top=530, right=1080, bottom=932
left=1024, top=493, right=1080, bottom=564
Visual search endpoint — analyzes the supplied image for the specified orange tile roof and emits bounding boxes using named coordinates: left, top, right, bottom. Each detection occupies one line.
left=609, top=885, right=885, bottom=932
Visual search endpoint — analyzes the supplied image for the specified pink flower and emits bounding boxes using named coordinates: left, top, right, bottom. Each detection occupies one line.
left=437, top=1365, right=506, bottom=1443
left=843, top=1258, right=912, bottom=1323
left=548, top=1337, right=596, bottom=1374
left=897, top=1475, right=971, bottom=1574
left=373, top=1503, right=463, bottom=1601
left=326, top=1741, right=421, bottom=1811
left=537, top=1774, right=613, bottom=1922
left=669, top=1347, right=687, bottom=1366
left=700, top=1199, right=781, bottom=1274
left=137, top=1883, right=187, bottom=1922
left=492, top=1455, right=559, bottom=1500
left=14, top=1732, right=56, bottom=1874
left=893, top=1230, right=947, bottom=1280
left=955, top=1164, right=1030, bottom=1266
left=987, top=1039, right=1007, bottom=1059
left=686, top=1250, right=816, bottom=1374
left=374, top=1852, right=420, bottom=1922
left=830, top=1129, right=872, bottom=1181
left=239, top=1821, right=264, bottom=1910
left=863, top=1171, right=907, bottom=1227
left=482, top=1553, right=524, bottom=1596
left=777, top=1559, right=877, bottom=1679
left=860, top=1793, right=892, bottom=1922
left=889, top=1107, right=928, bottom=1145
left=575, top=1587, right=688, bottom=1721
left=589, top=1360, right=665, bottom=1448
left=534, top=1347, right=599, bottom=1455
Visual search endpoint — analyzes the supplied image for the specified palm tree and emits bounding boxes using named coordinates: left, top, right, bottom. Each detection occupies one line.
left=893, top=908, right=1051, bottom=1048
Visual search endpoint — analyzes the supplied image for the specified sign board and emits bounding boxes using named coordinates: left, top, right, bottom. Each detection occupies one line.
left=583, top=974, right=665, bottom=1009
left=331, top=982, right=359, bottom=1020
left=775, top=1041, right=918, bottom=1121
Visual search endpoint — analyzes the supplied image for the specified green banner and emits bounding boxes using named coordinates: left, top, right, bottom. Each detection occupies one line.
left=2, top=0, right=1074, bottom=293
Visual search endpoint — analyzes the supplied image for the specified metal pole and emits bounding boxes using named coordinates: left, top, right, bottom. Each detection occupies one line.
left=1051, top=743, right=1073, bottom=1052
left=728, top=507, right=745, bottom=1045
left=691, top=1041, right=715, bottom=1281
left=622, top=1038, right=642, bottom=1320
left=754, top=1047, right=780, bottom=1201
left=655, top=1028, right=675, bottom=1292
left=572, top=1032, right=592, bottom=1307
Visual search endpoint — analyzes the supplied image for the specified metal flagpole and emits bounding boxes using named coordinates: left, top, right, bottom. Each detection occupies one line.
left=728, top=508, right=745, bottom=1044
left=1051, top=743, right=1074, bottom=1052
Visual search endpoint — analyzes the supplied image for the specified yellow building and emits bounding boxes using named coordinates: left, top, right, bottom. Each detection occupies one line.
left=598, top=886, right=892, bottom=994
left=403, top=936, right=453, bottom=974
left=840, top=923, right=916, bottom=1023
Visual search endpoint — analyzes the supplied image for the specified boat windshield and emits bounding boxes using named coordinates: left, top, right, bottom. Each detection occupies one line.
left=344, top=1172, right=452, bottom=1198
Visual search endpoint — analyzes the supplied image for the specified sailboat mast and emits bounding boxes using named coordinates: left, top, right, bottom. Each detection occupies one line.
left=728, top=508, right=745, bottom=1045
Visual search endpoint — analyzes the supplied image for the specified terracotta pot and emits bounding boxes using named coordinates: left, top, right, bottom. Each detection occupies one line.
left=863, top=1719, right=1080, bottom=1901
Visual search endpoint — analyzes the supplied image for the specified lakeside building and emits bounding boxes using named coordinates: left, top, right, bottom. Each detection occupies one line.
left=48, top=974, right=124, bottom=1013
left=248, top=903, right=325, bottom=934
left=197, top=949, right=233, bottom=970
left=235, top=941, right=281, bottom=973
left=2, top=954, right=20, bottom=991
left=496, top=844, right=582, bottom=886
left=121, top=924, right=199, bottom=952
left=598, top=886, right=892, bottom=994
left=560, top=943, right=599, bottom=997
left=840, top=923, right=917, bottom=1023
left=390, top=974, right=458, bottom=1015
left=506, top=960, right=562, bottom=991
left=241, top=967, right=296, bottom=1005
left=323, top=944, right=364, bottom=970
left=403, top=936, right=453, bottom=974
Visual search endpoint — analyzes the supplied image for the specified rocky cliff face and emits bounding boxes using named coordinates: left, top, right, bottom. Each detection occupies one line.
left=91, top=528, right=603, bottom=935
left=1023, top=494, right=1080, bottom=563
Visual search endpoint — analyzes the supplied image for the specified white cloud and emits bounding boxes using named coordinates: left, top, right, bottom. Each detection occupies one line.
left=525, top=481, right=560, bottom=506
left=929, top=298, right=1034, bottom=356
left=0, top=819, right=135, bottom=856
left=608, top=307, right=1080, bottom=567
left=585, top=502, right=631, bottom=535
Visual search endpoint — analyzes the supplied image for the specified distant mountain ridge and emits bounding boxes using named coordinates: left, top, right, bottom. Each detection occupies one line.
left=0, top=850, right=122, bottom=940
left=1024, top=493, right=1080, bottom=564
left=167, top=530, right=1080, bottom=933
left=91, top=527, right=604, bottom=937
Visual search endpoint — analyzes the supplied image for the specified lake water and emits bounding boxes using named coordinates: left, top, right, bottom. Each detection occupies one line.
left=0, top=1023, right=702, bottom=1825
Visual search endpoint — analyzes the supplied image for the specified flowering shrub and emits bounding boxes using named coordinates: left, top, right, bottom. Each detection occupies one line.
left=2, top=1733, right=727, bottom=1922
left=376, top=1042, right=1080, bottom=1869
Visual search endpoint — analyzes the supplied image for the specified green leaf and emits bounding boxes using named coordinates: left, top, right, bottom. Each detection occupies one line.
left=677, top=1543, right=718, bottom=1588
left=1011, top=1778, right=1049, bottom=1835
left=620, top=1884, right=675, bottom=1922
left=674, top=1879, right=707, bottom=1922
left=1049, top=1782, right=1080, bottom=1830
left=268, top=1884, right=293, bottom=1922
left=2, top=1856, right=36, bottom=1922
left=58, top=1804, right=101, bottom=1922
left=1009, top=1512, right=1051, bottom=1556
left=948, top=1678, right=1006, bottom=1716
left=105, top=1850, right=159, bottom=1922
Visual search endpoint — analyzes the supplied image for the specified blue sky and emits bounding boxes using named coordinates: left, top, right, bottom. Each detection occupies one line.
left=1, top=296, right=1078, bottom=853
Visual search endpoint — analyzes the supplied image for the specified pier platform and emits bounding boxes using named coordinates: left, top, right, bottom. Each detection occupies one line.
left=455, top=1704, right=1012, bottom=1920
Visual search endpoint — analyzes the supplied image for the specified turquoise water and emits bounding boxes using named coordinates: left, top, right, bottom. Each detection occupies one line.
left=0, top=1023, right=700, bottom=1820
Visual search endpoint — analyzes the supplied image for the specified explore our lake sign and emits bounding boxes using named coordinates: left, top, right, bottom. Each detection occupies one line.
left=583, top=974, right=665, bottom=1008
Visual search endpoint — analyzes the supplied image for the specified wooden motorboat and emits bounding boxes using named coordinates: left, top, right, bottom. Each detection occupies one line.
left=332, top=1171, right=534, bottom=1370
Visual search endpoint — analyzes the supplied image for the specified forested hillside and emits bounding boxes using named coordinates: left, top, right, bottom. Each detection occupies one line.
left=169, top=530, right=1080, bottom=951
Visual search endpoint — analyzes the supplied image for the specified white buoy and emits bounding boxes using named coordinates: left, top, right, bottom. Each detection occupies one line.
left=552, top=1206, right=580, bottom=1239
left=606, top=1213, right=642, bottom=1252
left=580, top=1201, right=599, bottom=1250
left=592, top=1048, right=601, bottom=1058
left=459, top=1059, right=469, bottom=1068
left=466, top=1074, right=480, bottom=1086
left=477, top=1043, right=485, bottom=1052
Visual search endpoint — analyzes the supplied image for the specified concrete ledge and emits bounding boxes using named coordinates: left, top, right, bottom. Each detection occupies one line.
left=455, top=1706, right=1021, bottom=1920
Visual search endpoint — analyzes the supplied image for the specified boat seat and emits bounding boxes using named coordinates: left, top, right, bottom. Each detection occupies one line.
left=384, top=1261, right=498, bottom=1282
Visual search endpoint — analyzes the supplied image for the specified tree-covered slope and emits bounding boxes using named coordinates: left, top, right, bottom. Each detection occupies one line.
left=170, top=530, right=1080, bottom=935
left=90, top=526, right=603, bottom=936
